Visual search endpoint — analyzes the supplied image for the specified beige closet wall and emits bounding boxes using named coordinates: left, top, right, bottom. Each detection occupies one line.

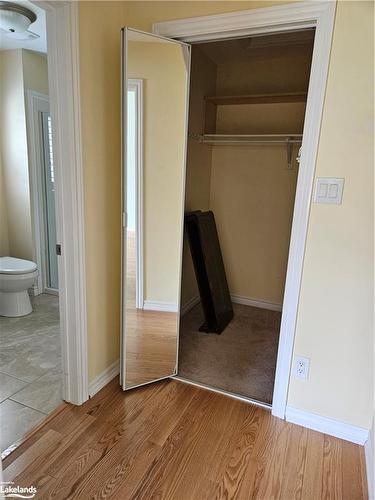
left=127, top=41, right=187, bottom=305
left=181, top=47, right=217, bottom=307
left=0, top=49, right=48, bottom=260
left=210, top=147, right=298, bottom=305
left=79, top=0, right=373, bottom=433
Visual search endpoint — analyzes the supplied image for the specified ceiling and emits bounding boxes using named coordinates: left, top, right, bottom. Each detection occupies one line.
left=0, top=1, right=47, bottom=53
left=196, top=29, right=315, bottom=64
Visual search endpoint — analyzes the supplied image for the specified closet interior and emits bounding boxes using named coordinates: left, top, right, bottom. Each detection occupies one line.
left=178, top=30, right=315, bottom=405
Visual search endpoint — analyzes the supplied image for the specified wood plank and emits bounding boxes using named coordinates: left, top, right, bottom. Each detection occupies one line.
left=342, top=439, right=367, bottom=500
left=360, top=444, right=369, bottom=500
left=211, top=404, right=267, bottom=499
left=300, top=429, right=325, bottom=500
left=11, top=414, right=98, bottom=488
left=249, top=419, right=295, bottom=499
left=195, top=402, right=260, bottom=499
left=322, top=435, right=343, bottom=500
left=205, top=92, right=307, bottom=106
left=131, top=391, right=239, bottom=500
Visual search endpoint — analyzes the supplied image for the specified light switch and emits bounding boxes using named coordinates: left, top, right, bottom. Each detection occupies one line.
left=314, top=178, right=344, bottom=204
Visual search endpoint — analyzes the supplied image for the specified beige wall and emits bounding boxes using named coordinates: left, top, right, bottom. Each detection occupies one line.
left=0, top=49, right=32, bottom=260
left=0, top=153, right=9, bottom=255
left=127, top=40, right=187, bottom=304
left=22, top=50, right=49, bottom=96
left=0, top=49, right=48, bottom=260
left=79, top=1, right=269, bottom=380
left=288, top=0, right=373, bottom=429
left=79, top=0, right=373, bottom=433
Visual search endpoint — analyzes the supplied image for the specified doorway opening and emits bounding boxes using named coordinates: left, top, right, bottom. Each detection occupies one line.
left=0, top=2, right=63, bottom=457
left=178, top=29, right=315, bottom=406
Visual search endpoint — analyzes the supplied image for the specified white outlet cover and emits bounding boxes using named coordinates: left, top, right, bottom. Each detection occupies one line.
left=294, top=356, right=310, bottom=379
left=313, top=177, right=344, bottom=204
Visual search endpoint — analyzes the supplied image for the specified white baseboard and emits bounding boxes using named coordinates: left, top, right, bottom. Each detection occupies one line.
left=365, top=423, right=374, bottom=499
left=286, top=406, right=369, bottom=445
left=88, top=360, right=119, bottom=397
left=143, top=301, right=178, bottom=313
left=181, top=295, right=200, bottom=316
left=231, top=294, right=282, bottom=312
left=180, top=294, right=281, bottom=315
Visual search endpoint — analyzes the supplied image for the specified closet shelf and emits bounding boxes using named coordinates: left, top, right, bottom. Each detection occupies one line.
left=193, top=134, right=303, bottom=145
left=204, top=92, right=307, bottom=106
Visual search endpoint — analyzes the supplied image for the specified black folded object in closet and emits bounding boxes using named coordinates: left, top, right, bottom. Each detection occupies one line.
left=185, top=210, right=233, bottom=334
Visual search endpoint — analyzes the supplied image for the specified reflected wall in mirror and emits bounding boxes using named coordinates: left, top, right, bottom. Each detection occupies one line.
left=122, top=28, right=190, bottom=389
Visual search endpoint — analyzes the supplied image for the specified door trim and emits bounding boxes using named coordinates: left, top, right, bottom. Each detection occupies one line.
left=32, top=1, right=89, bottom=405
left=153, top=1, right=336, bottom=419
left=128, top=79, right=144, bottom=309
left=25, top=90, right=49, bottom=296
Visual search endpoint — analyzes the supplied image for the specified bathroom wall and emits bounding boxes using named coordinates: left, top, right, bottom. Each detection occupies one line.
left=0, top=49, right=49, bottom=260
left=0, top=154, right=9, bottom=256
left=0, top=49, right=32, bottom=260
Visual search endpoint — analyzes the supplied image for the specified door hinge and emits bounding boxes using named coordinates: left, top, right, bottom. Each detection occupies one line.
left=56, top=244, right=62, bottom=256
left=122, top=212, right=127, bottom=228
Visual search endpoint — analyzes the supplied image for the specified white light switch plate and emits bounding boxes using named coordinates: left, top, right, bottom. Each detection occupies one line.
left=313, top=177, right=344, bottom=204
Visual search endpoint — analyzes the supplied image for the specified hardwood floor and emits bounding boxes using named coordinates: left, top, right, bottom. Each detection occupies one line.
left=2, top=379, right=367, bottom=499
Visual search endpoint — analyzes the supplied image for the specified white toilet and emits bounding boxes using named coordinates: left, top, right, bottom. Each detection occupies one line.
left=0, top=257, right=38, bottom=317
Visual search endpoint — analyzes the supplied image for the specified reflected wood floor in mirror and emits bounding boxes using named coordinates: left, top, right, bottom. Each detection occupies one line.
left=3, top=378, right=367, bottom=499
left=125, top=231, right=178, bottom=387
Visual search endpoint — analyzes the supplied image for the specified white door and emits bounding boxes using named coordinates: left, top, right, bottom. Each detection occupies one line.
left=121, top=28, right=190, bottom=390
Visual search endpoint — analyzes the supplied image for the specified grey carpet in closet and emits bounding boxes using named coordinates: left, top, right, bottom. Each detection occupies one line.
left=178, top=302, right=281, bottom=404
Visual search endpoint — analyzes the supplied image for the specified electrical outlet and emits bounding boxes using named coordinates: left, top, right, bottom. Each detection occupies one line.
left=294, top=356, right=310, bottom=379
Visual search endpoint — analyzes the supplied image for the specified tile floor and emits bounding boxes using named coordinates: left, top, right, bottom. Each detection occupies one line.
left=0, top=294, right=62, bottom=453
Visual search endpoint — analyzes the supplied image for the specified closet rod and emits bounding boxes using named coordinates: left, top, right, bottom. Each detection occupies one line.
left=189, top=133, right=303, bottom=145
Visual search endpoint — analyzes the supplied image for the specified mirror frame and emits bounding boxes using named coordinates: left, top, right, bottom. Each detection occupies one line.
left=120, top=27, right=191, bottom=390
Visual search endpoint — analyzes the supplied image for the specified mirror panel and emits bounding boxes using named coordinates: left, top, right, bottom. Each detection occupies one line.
left=122, top=28, right=190, bottom=389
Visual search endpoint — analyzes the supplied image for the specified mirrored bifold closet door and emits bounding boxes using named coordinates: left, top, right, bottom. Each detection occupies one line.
left=121, top=28, right=190, bottom=390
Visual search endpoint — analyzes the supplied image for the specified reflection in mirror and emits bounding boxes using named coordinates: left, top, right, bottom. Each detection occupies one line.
left=123, top=29, right=189, bottom=389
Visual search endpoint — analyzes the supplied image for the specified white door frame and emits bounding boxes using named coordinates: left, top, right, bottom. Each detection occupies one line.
left=25, top=90, right=50, bottom=296
left=153, top=1, right=336, bottom=419
left=127, top=79, right=144, bottom=309
left=31, top=1, right=89, bottom=405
